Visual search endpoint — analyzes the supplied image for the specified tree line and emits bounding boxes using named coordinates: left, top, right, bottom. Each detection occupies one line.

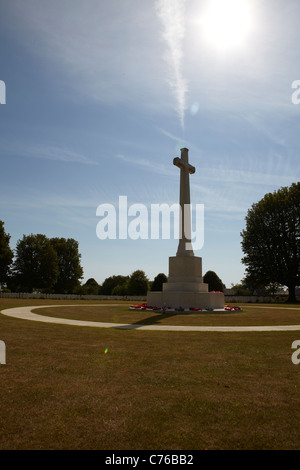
left=78, top=270, right=225, bottom=296
left=1, top=181, right=299, bottom=300
left=0, top=221, right=226, bottom=295
left=0, top=224, right=156, bottom=295
left=81, top=271, right=152, bottom=296
left=0, top=227, right=84, bottom=293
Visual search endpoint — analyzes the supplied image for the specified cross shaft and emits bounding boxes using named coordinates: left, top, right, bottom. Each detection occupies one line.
left=173, top=148, right=195, bottom=256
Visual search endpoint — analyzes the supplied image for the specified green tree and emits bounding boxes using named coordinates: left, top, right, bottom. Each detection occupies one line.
left=12, top=234, right=59, bottom=292
left=80, top=278, right=100, bottom=295
left=203, top=270, right=225, bottom=292
left=112, top=283, right=128, bottom=296
left=0, top=220, right=13, bottom=285
left=230, top=282, right=251, bottom=295
left=127, top=270, right=149, bottom=295
left=100, top=275, right=129, bottom=295
left=264, top=282, right=284, bottom=296
left=50, top=238, right=83, bottom=293
left=241, top=183, right=300, bottom=303
left=151, top=273, right=167, bottom=291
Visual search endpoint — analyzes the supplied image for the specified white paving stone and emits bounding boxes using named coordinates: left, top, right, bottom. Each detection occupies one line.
left=1, top=305, right=300, bottom=332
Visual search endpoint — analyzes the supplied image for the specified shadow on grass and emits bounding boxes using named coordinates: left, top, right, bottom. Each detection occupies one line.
left=114, top=311, right=179, bottom=330
left=113, top=308, right=240, bottom=330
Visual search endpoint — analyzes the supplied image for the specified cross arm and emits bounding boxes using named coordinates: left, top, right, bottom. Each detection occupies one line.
left=173, top=157, right=195, bottom=174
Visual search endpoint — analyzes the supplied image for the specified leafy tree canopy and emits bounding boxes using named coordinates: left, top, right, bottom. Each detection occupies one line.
left=203, top=270, right=225, bottom=292
left=241, top=182, right=300, bottom=302
left=79, top=278, right=100, bottom=295
left=0, top=220, right=13, bottom=285
left=100, top=275, right=129, bottom=295
left=9, top=234, right=83, bottom=293
left=127, top=270, right=149, bottom=295
left=50, top=237, right=83, bottom=293
left=151, top=273, right=167, bottom=291
left=11, top=234, right=59, bottom=292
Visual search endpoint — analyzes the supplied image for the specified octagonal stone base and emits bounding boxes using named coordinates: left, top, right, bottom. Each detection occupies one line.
left=147, top=255, right=224, bottom=310
left=147, top=291, right=224, bottom=310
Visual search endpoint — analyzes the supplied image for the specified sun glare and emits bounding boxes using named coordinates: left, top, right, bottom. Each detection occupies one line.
left=201, top=0, right=253, bottom=51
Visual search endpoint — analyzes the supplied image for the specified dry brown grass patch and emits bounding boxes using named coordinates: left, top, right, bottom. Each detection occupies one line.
left=1, top=299, right=300, bottom=450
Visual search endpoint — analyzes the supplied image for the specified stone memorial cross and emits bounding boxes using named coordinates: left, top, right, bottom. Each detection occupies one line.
left=147, top=147, right=224, bottom=310
left=173, top=148, right=195, bottom=257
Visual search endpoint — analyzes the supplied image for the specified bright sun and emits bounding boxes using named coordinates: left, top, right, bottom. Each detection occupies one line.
left=201, top=0, right=253, bottom=51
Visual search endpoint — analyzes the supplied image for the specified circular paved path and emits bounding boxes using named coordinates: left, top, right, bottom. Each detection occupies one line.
left=1, top=304, right=300, bottom=332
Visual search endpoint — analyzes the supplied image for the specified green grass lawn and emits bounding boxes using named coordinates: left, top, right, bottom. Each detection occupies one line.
left=32, top=302, right=300, bottom=326
left=1, top=299, right=300, bottom=450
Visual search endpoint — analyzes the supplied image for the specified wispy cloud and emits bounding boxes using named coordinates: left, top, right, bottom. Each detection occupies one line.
left=8, top=1, right=166, bottom=108
left=155, top=0, right=188, bottom=130
left=157, top=127, right=187, bottom=144
left=116, top=153, right=174, bottom=176
left=157, top=127, right=203, bottom=155
left=191, top=164, right=298, bottom=219
left=0, top=189, right=98, bottom=210
left=198, top=167, right=296, bottom=187
left=9, top=144, right=97, bottom=165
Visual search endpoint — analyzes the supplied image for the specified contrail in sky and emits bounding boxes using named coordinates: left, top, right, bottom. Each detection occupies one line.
left=155, top=0, right=187, bottom=130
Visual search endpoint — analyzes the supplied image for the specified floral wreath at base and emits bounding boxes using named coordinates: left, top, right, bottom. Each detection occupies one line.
left=130, top=303, right=243, bottom=312
left=224, top=305, right=243, bottom=311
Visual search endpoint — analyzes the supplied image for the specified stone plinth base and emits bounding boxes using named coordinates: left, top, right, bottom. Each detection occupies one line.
left=163, top=255, right=209, bottom=293
left=147, top=291, right=224, bottom=310
left=147, top=254, right=224, bottom=310
left=167, top=255, right=205, bottom=285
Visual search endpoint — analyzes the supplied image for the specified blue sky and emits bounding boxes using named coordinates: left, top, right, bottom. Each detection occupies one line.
left=0, top=0, right=300, bottom=288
